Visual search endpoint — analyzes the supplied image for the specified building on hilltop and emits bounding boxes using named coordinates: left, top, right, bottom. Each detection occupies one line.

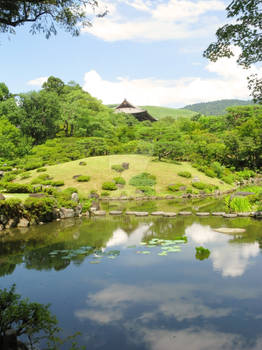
left=114, top=99, right=157, bottom=122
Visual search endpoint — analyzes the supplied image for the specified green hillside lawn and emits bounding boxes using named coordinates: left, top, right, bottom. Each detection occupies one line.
left=140, top=106, right=197, bottom=119
left=108, top=105, right=197, bottom=119
left=18, top=155, right=233, bottom=197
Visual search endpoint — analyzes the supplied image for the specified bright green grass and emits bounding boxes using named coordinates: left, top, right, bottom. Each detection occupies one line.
left=141, top=106, right=198, bottom=119
left=17, top=155, right=233, bottom=197
left=3, top=193, right=30, bottom=201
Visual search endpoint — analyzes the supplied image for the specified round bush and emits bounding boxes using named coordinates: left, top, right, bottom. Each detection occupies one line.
left=178, top=171, right=192, bottom=178
left=102, top=182, right=117, bottom=191
left=111, top=164, right=124, bottom=173
left=76, top=175, right=90, bottom=182
left=51, top=180, right=64, bottom=187
left=113, top=177, right=126, bottom=185
left=36, top=168, right=47, bottom=173
left=168, top=184, right=184, bottom=192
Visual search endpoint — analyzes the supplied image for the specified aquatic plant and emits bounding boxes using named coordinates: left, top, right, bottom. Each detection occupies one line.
left=195, top=246, right=210, bottom=261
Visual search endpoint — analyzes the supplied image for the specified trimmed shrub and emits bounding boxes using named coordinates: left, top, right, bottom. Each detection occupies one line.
left=20, top=172, right=31, bottom=180
left=1, top=182, right=33, bottom=193
left=0, top=198, right=25, bottom=219
left=101, top=191, right=110, bottom=197
left=178, top=171, right=192, bottom=178
left=2, top=174, right=16, bottom=182
left=168, top=183, right=184, bottom=192
left=102, top=182, right=117, bottom=191
left=192, top=182, right=206, bottom=190
left=136, top=186, right=156, bottom=196
left=113, top=177, right=126, bottom=185
left=36, top=168, right=47, bottom=172
left=204, top=168, right=216, bottom=178
left=51, top=180, right=64, bottom=187
left=129, top=173, right=156, bottom=187
left=24, top=197, right=56, bottom=222
left=79, top=161, right=87, bottom=166
left=221, top=175, right=235, bottom=184
left=23, top=160, right=43, bottom=171
left=111, top=164, right=124, bottom=173
left=76, top=176, right=90, bottom=182
left=82, top=200, right=92, bottom=212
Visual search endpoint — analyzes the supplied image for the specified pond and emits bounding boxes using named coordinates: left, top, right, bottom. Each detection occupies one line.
left=1, top=203, right=262, bottom=350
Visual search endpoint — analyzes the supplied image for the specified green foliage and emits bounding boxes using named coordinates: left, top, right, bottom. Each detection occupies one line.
left=24, top=197, right=56, bottom=222
left=195, top=247, right=210, bottom=261
left=101, top=191, right=110, bottom=197
left=111, top=164, right=124, bottom=173
left=168, top=184, right=184, bottom=192
left=237, top=169, right=256, bottom=181
left=2, top=173, right=16, bottom=182
left=136, top=186, right=156, bottom=196
left=113, top=176, right=126, bottom=185
left=82, top=200, right=92, bottom=213
left=224, top=196, right=252, bottom=213
left=20, top=172, right=31, bottom=179
left=192, top=182, right=218, bottom=192
left=221, top=175, right=235, bottom=184
left=31, top=174, right=52, bottom=185
left=204, top=168, right=217, bottom=178
left=129, top=172, right=156, bottom=187
left=76, top=175, right=90, bottom=182
left=0, top=198, right=24, bottom=218
left=102, top=182, right=117, bottom=191
left=1, top=182, right=33, bottom=193
left=36, top=167, right=47, bottom=172
left=178, top=171, right=192, bottom=178
left=23, top=160, right=44, bottom=171
left=51, top=180, right=64, bottom=187
left=0, top=284, right=82, bottom=350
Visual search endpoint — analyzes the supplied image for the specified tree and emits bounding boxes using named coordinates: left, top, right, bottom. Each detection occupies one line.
left=0, top=0, right=106, bottom=38
left=42, top=76, right=65, bottom=95
left=204, top=0, right=262, bottom=102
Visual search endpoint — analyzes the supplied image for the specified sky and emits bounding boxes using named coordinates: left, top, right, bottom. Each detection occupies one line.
left=1, top=0, right=261, bottom=107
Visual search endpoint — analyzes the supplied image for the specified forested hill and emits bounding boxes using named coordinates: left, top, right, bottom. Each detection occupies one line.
left=183, top=99, right=254, bottom=116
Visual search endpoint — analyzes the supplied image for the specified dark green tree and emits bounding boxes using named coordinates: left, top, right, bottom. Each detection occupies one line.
left=0, top=0, right=105, bottom=38
left=204, top=0, right=262, bottom=102
left=42, top=76, right=65, bottom=95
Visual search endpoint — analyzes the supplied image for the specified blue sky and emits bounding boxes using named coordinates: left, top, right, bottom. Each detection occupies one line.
left=1, top=0, right=260, bottom=107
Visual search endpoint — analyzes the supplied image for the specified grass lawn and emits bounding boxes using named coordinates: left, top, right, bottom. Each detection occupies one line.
left=3, top=193, right=30, bottom=201
left=141, top=106, right=197, bottom=119
left=17, top=155, right=233, bottom=197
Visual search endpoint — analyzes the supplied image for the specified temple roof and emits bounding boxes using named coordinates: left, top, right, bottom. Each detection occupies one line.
left=114, top=99, right=157, bottom=122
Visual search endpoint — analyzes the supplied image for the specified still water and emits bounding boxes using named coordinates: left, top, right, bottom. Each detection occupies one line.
left=1, top=209, right=262, bottom=350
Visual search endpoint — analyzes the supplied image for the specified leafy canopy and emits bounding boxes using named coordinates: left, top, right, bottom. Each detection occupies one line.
left=204, top=0, right=262, bottom=102
left=0, top=0, right=106, bottom=38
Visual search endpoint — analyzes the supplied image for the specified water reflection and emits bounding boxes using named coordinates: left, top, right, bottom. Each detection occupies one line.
left=186, top=223, right=260, bottom=277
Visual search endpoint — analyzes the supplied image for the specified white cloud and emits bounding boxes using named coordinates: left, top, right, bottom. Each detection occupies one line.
left=83, top=52, right=262, bottom=106
left=27, top=76, right=48, bottom=87
left=186, top=223, right=260, bottom=277
left=83, top=0, right=225, bottom=41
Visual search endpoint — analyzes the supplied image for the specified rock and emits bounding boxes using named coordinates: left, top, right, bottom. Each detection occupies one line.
left=59, top=208, right=75, bottom=219
left=119, top=196, right=128, bottom=200
left=29, top=193, right=45, bottom=198
left=179, top=186, right=187, bottom=191
left=214, top=227, right=246, bottom=234
left=0, top=214, right=8, bottom=225
left=234, top=191, right=255, bottom=197
left=196, top=212, right=210, bottom=216
left=165, top=195, right=175, bottom=199
left=0, top=171, right=4, bottom=177
left=90, top=206, right=98, bottom=212
left=151, top=211, right=165, bottom=216
left=125, top=211, right=137, bottom=215
left=72, top=175, right=81, bottom=179
left=192, top=177, right=200, bottom=183
left=5, top=219, right=18, bottom=229
left=122, top=162, right=129, bottom=169
left=71, top=192, right=79, bottom=202
left=0, top=193, right=5, bottom=200
left=179, top=211, right=192, bottom=216
left=52, top=208, right=60, bottom=219
left=89, top=192, right=99, bottom=199
left=212, top=212, right=225, bottom=216
left=253, top=211, right=262, bottom=218
left=74, top=204, right=82, bottom=216
left=237, top=212, right=251, bottom=217
left=109, top=211, right=123, bottom=215
left=0, top=224, right=4, bottom=231
left=162, top=212, right=177, bottom=217
left=93, top=210, right=106, bottom=216
left=223, top=213, right=238, bottom=218
left=17, top=218, right=30, bottom=227
left=135, top=212, right=149, bottom=216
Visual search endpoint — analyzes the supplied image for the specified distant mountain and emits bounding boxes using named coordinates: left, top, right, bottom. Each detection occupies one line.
left=107, top=104, right=197, bottom=119
left=183, top=99, right=254, bottom=116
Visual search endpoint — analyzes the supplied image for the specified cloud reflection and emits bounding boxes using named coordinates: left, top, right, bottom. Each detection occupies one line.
left=186, top=223, right=259, bottom=277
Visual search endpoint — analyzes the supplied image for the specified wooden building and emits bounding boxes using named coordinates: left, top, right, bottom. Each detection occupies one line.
left=114, top=99, right=157, bottom=122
